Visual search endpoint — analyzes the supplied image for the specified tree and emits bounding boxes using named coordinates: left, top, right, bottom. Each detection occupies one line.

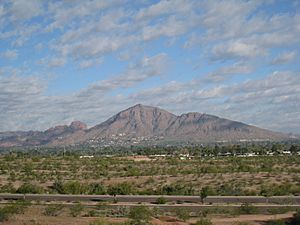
left=289, top=145, right=299, bottom=154
left=200, top=186, right=215, bottom=203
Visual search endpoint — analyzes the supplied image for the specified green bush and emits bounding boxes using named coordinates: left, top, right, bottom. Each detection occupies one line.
left=266, top=220, right=286, bottom=225
left=232, top=222, right=252, bottom=225
left=0, top=202, right=29, bottom=222
left=108, top=182, right=136, bottom=195
left=89, top=220, right=131, bottom=225
left=64, top=181, right=86, bottom=194
left=17, top=183, right=43, bottom=194
left=238, top=203, right=259, bottom=214
left=155, top=197, right=166, bottom=204
left=194, top=218, right=213, bottom=225
left=43, top=204, right=64, bottom=216
left=88, top=183, right=106, bottom=195
left=129, top=205, right=152, bottom=223
left=200, top=186, right=215, bottom=201
left=175, top=208, right=190, bottom=221
left=289, top=210, right=300, bottom=225
left=0, top=208, right=9, bottom=222
left=52, top=180, right=65, bottom=194
left=69, top=203, right=84, bottom=217
left=22, top=221, right=46, bottom=225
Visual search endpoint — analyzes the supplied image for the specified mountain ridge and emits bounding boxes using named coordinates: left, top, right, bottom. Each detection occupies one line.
left=0, top=104, right=294, bottom=147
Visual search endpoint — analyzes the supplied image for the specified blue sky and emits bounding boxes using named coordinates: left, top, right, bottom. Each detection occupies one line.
left=0, top=0, right=300, bottom=133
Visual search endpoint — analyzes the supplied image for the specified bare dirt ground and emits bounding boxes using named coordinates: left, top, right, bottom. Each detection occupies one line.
left=209, top=213, right=294, bottom=225
left=3, top=205, right=295, bottom=225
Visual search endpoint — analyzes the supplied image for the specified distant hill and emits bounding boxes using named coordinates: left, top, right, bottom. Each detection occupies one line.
left=0, top=104, right=293, bottom=148
left=0, top=121, right=87, bottom=147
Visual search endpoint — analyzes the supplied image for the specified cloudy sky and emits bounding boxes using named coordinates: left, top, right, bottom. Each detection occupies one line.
left=0, top=0, right=300, bottom=133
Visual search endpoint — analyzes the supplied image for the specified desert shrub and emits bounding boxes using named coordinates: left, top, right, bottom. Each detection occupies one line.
left=129, top=205, right=152, bottom=223
left=0, top=183, right=16, bottom=193
left=17, top=183, right=43, bottom=194
left=43, top=204, right=64, bottom=216
left=266, top=220, right=286, bottom=225
left=158, top=183, right=194, bottom=195
left=175, top=208, right=190, bottom=221
left=69, top=203, right=84, bottom=217
left=88, top=183, right=106, bottom=195
left=107, top=182, right=136, bottom=195
left=64, top=181, right=86, bottom=194
left=22, top=221, right=46, bottom=225
left=267, top=207, right=291, bottom=215
left=89, top=219, right=110, bottom=225
left=89, top=220, right=131, bottom=225
left=200, top=186, right=216, bottom=201
left=0, top=208, right=9, bottom=222
left=216, top=183, right=243, bottom=196
left=238, top=203, right=259, bottom=214
left=232, top=222, right=252, bottom=225
left=155, top=197, right=166, bottom=204
left=289, top=210, right=300, bottom=225
left=260, top=183, right=297, bottom=196
left=0, top=201, right=29, bottom=222
left=52, top=180, right=65, bottom=194
left=194, top=218, right=213, bottom=225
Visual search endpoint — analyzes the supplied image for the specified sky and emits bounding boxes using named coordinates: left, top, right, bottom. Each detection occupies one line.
left=0, top=0, right=300, bottom=133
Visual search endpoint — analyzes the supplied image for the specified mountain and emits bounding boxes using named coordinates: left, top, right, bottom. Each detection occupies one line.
left=48, top=104, right=290, bottom=146
left=0, top=121, right=87, bottom=147
left=0, top=104, right=293, bottom=147
left=87, top=104, right=177, bottom=138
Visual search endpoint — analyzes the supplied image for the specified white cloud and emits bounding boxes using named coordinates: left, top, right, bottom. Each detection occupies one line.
left=271, top=51, right=297, bottom=65
left=204, top=62, right=253, bottom=82
left=39, top=56, right=67, bottom=68
left=0, top=1, right=299, bottom=134
left=136, top=0, right=194, bottom=21
left=0, top=4, right=5, bottom=18
left=79, top=53, right=169, bottom=95
left=10, top=0, right=43, bottom=21
left=211, top=41, right=265, bottom=60
left=79, top=58, right=103, bottom=69
left=1, top=49, right=18, bottom=60
left=0, top=70, right=299, bottom=133
left=45, top=1, right=121, bottom=32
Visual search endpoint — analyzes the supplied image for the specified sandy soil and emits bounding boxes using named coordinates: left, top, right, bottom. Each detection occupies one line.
left=3, top=205, right=295, bottom=225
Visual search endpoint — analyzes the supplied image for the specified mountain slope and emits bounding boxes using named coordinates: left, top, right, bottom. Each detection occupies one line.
left=164, top=112, right=285, bottom=141
left=52, top=104, right=289, bottom=145
left=86, top=104, right=177, bottom=138
left=0, top=104, right=292, bottom=147
left=0, top=121, right=87, bottom=147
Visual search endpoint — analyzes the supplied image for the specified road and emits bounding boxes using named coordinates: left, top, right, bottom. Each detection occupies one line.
left=0, top=194, right=300, bottom=204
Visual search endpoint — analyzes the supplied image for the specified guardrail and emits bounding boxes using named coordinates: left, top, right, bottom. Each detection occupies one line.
left=0, top=194, right=300, bottom=204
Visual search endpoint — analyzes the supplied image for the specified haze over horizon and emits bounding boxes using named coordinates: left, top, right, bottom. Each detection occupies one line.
left=0, top=0, right=300, bottom=133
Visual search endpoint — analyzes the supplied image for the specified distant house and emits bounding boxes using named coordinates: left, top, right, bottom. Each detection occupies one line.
left=282, top=150, right=291, bottom=155
left=79, top=155, right=94, bottom=159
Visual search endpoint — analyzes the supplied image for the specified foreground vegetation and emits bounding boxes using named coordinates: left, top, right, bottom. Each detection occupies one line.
left=0, top=143, right=299, bottom=224
left=0, top=144, right=299, bottom=196
left=0, top=201, right=300, bottom=225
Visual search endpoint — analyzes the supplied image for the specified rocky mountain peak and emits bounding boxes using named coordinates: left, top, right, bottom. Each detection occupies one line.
left=70, top=121, right=87, bottom=130
left=0, top=104, right=291, bottom=147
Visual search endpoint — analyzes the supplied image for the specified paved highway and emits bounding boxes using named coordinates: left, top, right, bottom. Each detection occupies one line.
left=0, top=194, right=300, bottom=204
